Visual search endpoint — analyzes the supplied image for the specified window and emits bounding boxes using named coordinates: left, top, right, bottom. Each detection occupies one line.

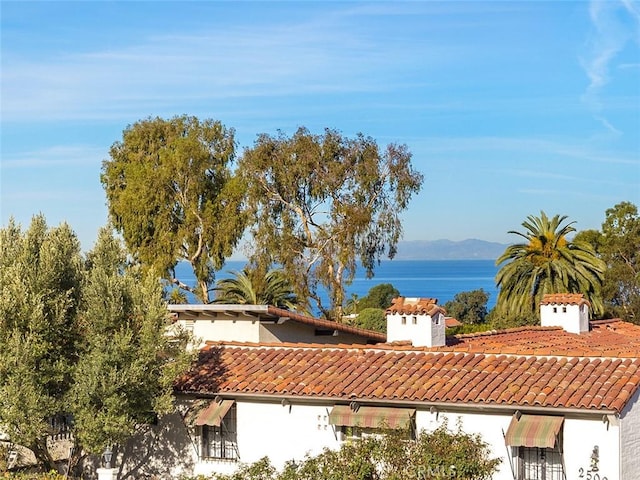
left=329, top=405, right=416, bottom=441
left=200, top=404, right=238, bottom=461
left=505, top=414, right=564, bottom=480
left=515, top=446, right=563, bottom=480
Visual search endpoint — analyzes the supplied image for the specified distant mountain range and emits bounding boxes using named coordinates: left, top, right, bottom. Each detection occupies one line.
left=394, top=239, right=509, bottom=260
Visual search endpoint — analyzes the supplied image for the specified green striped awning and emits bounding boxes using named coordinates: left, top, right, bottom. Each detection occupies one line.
left=186, top=399, right=234, bottom=427
left=329, top=405, right=415, bottom=429
left=505, top=414, right=564, bottom=448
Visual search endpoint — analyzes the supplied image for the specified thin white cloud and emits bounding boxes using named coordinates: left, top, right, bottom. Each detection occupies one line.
left=411, top=136, right=640, bottom=166
left=0, top=145, right=105, bottom=169
left=1, top=12, right=430, bottom=123
left=581, top=0, right=640, bottom=134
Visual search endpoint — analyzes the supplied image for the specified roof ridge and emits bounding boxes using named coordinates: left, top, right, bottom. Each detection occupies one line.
left=455, top=325, right=563, bottom=339
left=201, top=340, right=640, bottom=360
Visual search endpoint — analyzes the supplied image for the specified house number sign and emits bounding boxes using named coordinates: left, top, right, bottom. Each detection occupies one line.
left=577, top=469, right=608, bottom=480
left=578, top=446, right=608, bottom=480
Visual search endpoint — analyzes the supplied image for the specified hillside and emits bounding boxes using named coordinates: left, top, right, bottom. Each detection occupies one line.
left=394, top=239, right=508, bottom=260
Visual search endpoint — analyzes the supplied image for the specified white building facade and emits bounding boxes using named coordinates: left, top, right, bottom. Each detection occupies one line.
left=112, top=297, right=640, bottom=480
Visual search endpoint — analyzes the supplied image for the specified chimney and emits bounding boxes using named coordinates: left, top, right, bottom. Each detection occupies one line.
left=540, top=293, right=590, bottom=334
left=386, top=297, right=446, bottom=347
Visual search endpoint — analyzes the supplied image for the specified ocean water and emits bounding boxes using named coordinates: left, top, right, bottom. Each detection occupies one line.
left=173, top=259, right=499, bottom=310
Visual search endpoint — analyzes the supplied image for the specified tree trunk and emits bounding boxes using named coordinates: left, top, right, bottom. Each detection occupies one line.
left=30, top=438, right=59, bottom=473
left=199, top=279, right=210, bottom=303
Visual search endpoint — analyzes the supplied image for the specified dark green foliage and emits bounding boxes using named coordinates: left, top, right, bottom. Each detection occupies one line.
left=598, top=202, right=640, bottom=323
left=353, top=308, right=386, bottom=333
left=495, top=211, right=605, bottom=322
left=101, top=115, right=246, bottom=302
left=0, top=215, right=83, bottom=471
left=70, top=228, right=194, bottom=454
left=0, top=218, right=193, bottom=470
left=239, top=127, right=423, bottom=320
left=356, top=284, right=400, bottom=311
left=444, top=289, right=489, bottom=324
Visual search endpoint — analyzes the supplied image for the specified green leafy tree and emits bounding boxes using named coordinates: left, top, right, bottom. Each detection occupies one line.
left=576, top=202, right=640, bottom=323
left=239, top=127, right=423, bottom=320
left=600, top=202, right=640, bottom=323
left=69, top=228, right=194, bottom=458
left=101, top=115, right=247, bottom=303
left=444, top=289, right=489, bottom=324
left=356, top=284, right=400, bottom=311
left=0, top=216, right=83, bottom=471
left=0, top=218, right=193, bottom=472
left=213, top=267, right=305, bottom=311
left=495, top=211, right=606, bottom=322
left=353, top=307, right=387, bottom=333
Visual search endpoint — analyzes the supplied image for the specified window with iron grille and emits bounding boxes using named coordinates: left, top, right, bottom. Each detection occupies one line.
left=517, top=446, right=563, bottom=480
left=201, top=404, right=238, bottom=461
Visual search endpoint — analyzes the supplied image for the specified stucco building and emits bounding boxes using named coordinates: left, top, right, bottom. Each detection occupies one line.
left=116, top=295, right=640, bottom=480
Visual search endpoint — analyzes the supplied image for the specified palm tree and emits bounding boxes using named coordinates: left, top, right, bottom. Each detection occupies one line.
left=213, top=267, right=305, bottom=311
left=495, top=211, right=606, bottom=319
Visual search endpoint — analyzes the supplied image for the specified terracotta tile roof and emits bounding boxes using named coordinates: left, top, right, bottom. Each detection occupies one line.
left=429, top=320, right=640, bottom=358
left=387, top=297, right=446, bottom=317
left=445, top=317, right=462, bottom=328
left=540, top=293, right=590, bottom=306
left=175, top=342, right=640, bottom=413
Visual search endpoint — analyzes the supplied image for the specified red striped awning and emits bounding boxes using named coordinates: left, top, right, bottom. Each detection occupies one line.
left=505, top=414, right=564, bottom=448
left=329, top=405, right=415, bottom=429
left=186, top=399, right=234, bottom=427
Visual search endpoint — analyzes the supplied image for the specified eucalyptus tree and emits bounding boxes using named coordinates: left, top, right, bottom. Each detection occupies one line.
left=101, top=115, right=247, bottom=303
left=213, top=267, right=303, bottom=311
left=239, top=127, right=423, bottom=320
left=495, top=211, right=606, bottom=320
left=0, top=215, right=83, bottom=471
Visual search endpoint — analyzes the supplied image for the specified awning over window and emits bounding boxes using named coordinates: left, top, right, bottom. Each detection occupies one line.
left=505, top=414, right=564, bottom=448
left=329, top=405, right=415, bottom=429
left=186, top=399, right=234, bottom=427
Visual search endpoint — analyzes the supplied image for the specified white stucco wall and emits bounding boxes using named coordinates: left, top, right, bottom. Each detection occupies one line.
left=416, top=408, right=619, bottom=480
left=540, top=303, right=589, bottom=334
left=118, top=400, right=622, bottom=480
left=386, top=312, right=445, bottom=347
left=187, top=401, right=341, bottom=478
left=621, top=386, right=640, bottom=480
left=177, top=317, right=261, bottom=346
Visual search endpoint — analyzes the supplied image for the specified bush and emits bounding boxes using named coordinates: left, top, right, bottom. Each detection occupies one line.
left=0, top=473, right=68, bottom=480
left=210, top=420, right=500, bottom=480
left=353, top=308, right=386, bottom=333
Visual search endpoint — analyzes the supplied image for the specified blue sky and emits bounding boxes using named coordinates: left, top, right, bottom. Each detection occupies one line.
left=1, top=1, right=639, bottom=254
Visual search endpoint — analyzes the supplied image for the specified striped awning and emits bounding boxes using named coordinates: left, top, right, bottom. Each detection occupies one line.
left=329, top=405, right=415, bottom=429
left=505, top=414, right=564, bottom=448
left=186, top=399, right=234, bottom=427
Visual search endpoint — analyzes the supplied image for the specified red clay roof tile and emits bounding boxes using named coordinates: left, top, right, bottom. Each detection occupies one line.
left=176, top=340, right=640, bottom=413
left=540, top=293, right=590, bottom=306
left=387, top=297, right=446, bottom=317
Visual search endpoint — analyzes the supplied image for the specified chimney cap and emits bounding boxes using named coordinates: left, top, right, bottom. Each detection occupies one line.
left=386, top=296, right=445, bottom=316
